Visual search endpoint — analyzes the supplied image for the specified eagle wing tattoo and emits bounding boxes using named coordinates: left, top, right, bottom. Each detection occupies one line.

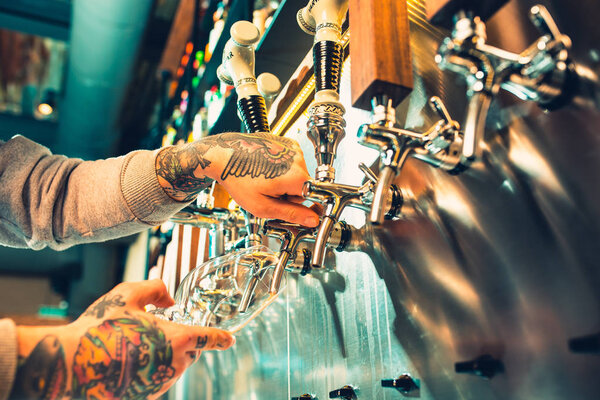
left=213, top=133, right=296, bottom=181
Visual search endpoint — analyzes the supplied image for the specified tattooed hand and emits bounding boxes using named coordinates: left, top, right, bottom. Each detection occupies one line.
left=11, top=280, right=234, bottom=400
left=156, top=132, right=320, bottom=227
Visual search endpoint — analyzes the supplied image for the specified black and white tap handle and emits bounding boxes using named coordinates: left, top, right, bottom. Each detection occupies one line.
left=217, top=21, right=271, bottom=133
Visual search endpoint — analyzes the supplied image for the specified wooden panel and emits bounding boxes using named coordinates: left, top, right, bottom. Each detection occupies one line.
left=426, top=0, right=509, bottom=29
left=349, top=0, right=413, bottom=110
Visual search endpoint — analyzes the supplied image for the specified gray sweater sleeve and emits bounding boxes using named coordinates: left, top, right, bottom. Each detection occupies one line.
left=0, top=135, right=189, bottom=250
left=0, top=319, right=16, bottom=400
left=0, top=136, right=191, bottom=399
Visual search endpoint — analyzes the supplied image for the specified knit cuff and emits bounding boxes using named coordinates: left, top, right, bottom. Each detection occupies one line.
left=0, top=319, right=17, bottom=400
left=120, top=149, right=190, bottom=225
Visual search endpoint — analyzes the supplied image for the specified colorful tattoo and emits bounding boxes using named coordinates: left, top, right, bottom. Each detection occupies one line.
left=205, top=132, right=296, bottom=181
left=72, top=316, right=175, bottom=399
left=84, top=294, right=126, bottom=319
left=9, top=335, right=67, bottom=400
left=156, top=143, right=214, bottom=201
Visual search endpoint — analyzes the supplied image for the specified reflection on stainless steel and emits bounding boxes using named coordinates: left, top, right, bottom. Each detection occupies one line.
left=178, top=1, right=600, bottom=399
left=435, top=3, right=600, bottom=172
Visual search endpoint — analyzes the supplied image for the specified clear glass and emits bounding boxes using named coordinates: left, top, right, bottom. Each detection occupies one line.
left=150, top=245, right=282, bottom=333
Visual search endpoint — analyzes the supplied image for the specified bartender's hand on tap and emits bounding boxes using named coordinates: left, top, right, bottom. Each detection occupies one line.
left=156, top=131, right=320, bottom=227
left=11, top=280, right=234, bottom=400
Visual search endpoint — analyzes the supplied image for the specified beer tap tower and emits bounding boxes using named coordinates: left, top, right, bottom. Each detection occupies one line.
left=297, top=0, right=349, bottom=183
left=298, top=0, right=410, bottom=268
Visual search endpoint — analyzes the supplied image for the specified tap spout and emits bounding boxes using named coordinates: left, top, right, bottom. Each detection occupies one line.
left=303, top=179, right=373, bottom=268
left=462, top=91, right=492, bottom=163
left=369, top=166, right=404, bottom=225
left=262, top=220, right=315, bottom=294
left=311, top=216, right=337, bottom=269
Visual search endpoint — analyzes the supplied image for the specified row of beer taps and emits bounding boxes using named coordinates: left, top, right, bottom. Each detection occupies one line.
left=169, top=0, right=595, bottom=302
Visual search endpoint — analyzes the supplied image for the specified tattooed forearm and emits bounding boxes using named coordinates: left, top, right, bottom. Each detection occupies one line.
left=83, top=294, right=126, bottom=318
left=156, top=132, right=297, bottom=200
left=156, top=143, right=214, bottom=201
left=205, top=132, right=296, bottom=181
left=72, top=316, right=175, bottom=399
left=9, top=335, right=67, bottom=400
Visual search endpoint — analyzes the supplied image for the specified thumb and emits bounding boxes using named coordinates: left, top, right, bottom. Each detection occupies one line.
left=123, top=279, right=176, bottom=309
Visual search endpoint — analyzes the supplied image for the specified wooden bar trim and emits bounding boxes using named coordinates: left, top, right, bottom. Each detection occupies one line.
left=349, top=0, right=413, bottom=110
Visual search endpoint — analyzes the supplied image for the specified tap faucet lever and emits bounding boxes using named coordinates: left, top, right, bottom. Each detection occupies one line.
left=358, top=162, right=378, bottom=184
left=263, top=220, right=316, bottom=294
left=430, top=96, right=453, bottom=125
left=530, top=4, right=563, bottom=42
left=357, top=96, right=462, bottom=223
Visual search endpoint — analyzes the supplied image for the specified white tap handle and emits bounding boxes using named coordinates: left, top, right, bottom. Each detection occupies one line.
left=257, top=72, right=281, bottom=112
left=217, top=21, right=261, bottom=99
left=297, top=0, right=348, bottom=42
left=257, top=72, right=281, bottom=98
left=230, top=20, right=260, bottom=46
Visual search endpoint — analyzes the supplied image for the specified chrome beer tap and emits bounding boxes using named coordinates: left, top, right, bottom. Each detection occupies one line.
left=434, top=4, right=597, bottom=166
left=262, top=220, right=316, bottom=295
left=297, top=0, right=349, bottom=182
left=302, top=163, right=403, bottom=268
left=237, top=219, right=355, bottom=310
left=297, top=0, right=356, bottom=269
left=261, top=218, right=358, bottom=296
left=357, top=95, right=463, bottom=224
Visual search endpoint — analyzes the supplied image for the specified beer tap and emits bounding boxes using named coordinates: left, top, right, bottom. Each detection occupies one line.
left=432, top=3, right=599, bottom=164
left=261, top=218, right=359, bottom=296
left=357, top=95, right=463, bottom=224
left=303, top=163, right=403, bottom=268
left=263, top=221, right=316, bottom=295
left=297, top=0, right=355, bottom=269
left=217, top=20, right=281, bottom=248
left=297, top=0, right=349, bottom=182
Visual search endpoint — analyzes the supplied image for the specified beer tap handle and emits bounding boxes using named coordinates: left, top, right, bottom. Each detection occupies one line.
left=217, top=21, right=270, bottom=134
left=529, top=4, right=563, bottom=42
left=257, top=72, right=282, bottom=112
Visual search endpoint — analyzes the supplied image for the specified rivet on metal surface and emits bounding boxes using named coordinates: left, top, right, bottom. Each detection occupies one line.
left=455, top=354, right=505, bottom=379
left=292, top=394, right=318, bottom=400
left=329, top=385, right=357, bottom=399
left=381, top=374, right=420, bottom=394
left=569, top=332, right=600, bottom=354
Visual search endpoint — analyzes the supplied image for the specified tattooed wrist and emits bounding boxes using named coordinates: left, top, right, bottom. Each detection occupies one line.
left=156, top=132, right=298, bottom=201
left=156, top=143, right=214, bottom=202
